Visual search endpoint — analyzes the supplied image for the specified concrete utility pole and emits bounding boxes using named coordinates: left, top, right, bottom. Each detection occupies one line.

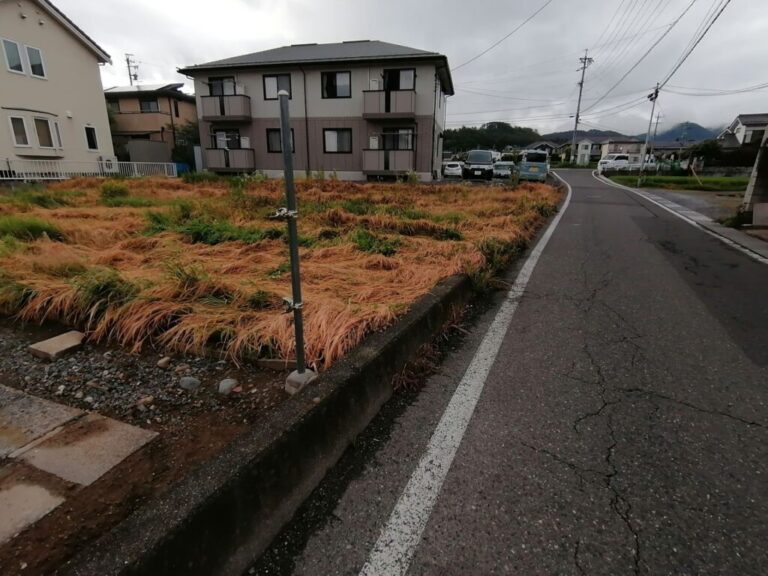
left=276, top=90, right=317, bottom=395
left=651, top=112, right=662, bottom=156
left=742, top=129, right=768, bottom=220
left=570, top=50, right=593, bottom=164
left=125, top=53, right=139, bottom=86
left=638, top=83, right=660, bottom=186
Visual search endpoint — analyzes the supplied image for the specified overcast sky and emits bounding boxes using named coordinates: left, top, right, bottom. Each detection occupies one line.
left=59, top=0, right=768, bottom=136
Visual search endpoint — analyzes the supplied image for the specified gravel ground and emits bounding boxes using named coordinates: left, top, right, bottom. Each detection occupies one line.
left=0, top=321, right=287, bottom=429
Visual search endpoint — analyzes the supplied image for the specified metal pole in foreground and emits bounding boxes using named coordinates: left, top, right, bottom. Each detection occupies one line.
left=278, top=90, right=317, bottom=395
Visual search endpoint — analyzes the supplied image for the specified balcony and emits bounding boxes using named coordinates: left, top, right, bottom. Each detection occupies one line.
left=205, top=148, right=256, bottom=172
left=363, top=90, right=416, bottom=119
left=201, top=95, right=252, bottom=122
left=363, top=149, right=415, bottom=174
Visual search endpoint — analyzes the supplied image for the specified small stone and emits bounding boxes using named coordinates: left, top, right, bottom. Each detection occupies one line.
left=137, top=395, right=154, bottom=406
left=179, top=376, right=201, bottom=391
left=55, top=385, right=65, bottom=395
left=84, top=395, right=94, bottom=404
left=157, top=356, right=172, bottom=369
left=312, top=397, right=321, bottom=404
left=74, top=390, right=83, bottom=399
left=218, top=378, right=238, bottom=395
left=175, top=363, right=191, bottom=374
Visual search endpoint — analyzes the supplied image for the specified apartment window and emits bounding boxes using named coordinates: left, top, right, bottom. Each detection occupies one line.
left=2, top=39, right=24, bottom=73
left=322, top=71, right=351, bottom=98
left=139, top=98, right=159, bottom=112
left=211, top=129, right=241, bottom=149
left=209, top=77, right=235, bottom=96
left=173, top=100, right=180, bottom=117
left=381, top=127, right=414, bottom=151
left=323, top=128, right=352, bottom=153
left=383, top=68, right=415, bottom=91
left=85, top=126, right=98, bottom=150
left=266, top=128, right=294, bottom=153
left=34, top=118, right=54, bottom=148
left=263, top=74, right=291, bottom=100
left=107, top=100, right=120, bottom=113
left=26, top=46, right=45, bottom=78
left=9, top=117, right=29, bottom=146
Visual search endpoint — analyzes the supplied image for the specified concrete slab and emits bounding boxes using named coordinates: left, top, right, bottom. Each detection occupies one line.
left=28, top=330, right=85, bottom=361
left=0, top=477, right=64, bottom=544
left=753, top=203, right=768, bottom=226
left=0, top=387, right=83, bottom=458
left=17, top=413, right=157, bottom=486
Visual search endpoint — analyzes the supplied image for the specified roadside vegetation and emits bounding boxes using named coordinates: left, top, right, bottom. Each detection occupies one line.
left=608, top=174, right=749, bottom=192
left=0, top=176, right=561, bottom=367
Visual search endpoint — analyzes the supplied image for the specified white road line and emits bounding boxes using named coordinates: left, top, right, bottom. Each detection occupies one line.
left=359, top=173, right=573, bottom=576
left=593, top=172, right=768, bottom=265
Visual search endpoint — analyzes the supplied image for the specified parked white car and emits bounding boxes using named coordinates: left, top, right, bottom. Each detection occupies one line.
left=598, top=154, right=657, bottom=173
left=442, top=161, right=463, bottom=178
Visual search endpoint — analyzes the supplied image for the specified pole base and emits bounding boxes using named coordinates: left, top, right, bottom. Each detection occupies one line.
left=285, top=369, right=318, bottom=395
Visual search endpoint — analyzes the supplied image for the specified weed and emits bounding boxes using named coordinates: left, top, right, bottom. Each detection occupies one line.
left=267, top=261, right=290, bottom=279
left=72, top=267, right=138, bottom=314
left=351, top=229, right=400, bottom=256
left=404, top=170, right=420, bottom=184
left=246, top=289, right=280, bottom=310
left=0, top=216, right=63, bottom=241
left=32, top=258, right=88, bottom=278
left=313, top=169, right=326, bottom=181
left=719, top=209, right=752, bottom=229
left=0, top=271, right=35, bottom=313
left=477, top=237, right=528, bottom=273
left=0, top=185, right=76, bottom=208
left=181, top=171, right=221, bottom=184
left=102, top=196, right=158, bottom=208
left=383, top=206, right=429, bottom=220
left=431, top=211, right=465, bottom=225
left=164, top=260, right=208, bottom=289
left=100, top=181, right=130, bottom=199
left=0, top=235, right=21, bottom=257
left=342, top=198, right=377, bottom=215
left=178, top=218, right=283, bottom=245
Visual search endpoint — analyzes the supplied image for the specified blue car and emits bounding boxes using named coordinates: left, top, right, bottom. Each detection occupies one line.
left=519, top=150, right=549, bottom=182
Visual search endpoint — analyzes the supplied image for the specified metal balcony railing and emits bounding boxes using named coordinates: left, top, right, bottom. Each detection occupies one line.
left=363, top=90, right=416, bottom=118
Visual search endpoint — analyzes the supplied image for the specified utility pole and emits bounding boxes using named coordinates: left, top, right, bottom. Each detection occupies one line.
left=638, top=83, right=659, bottom=186
left=650, top=112, right=662, bottom=159
left=570, top=49, right=593, bottom=165
left=125, top=53, right=139, bottom=86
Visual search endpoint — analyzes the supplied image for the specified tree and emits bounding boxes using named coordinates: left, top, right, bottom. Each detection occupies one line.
left=443, top=122, right=540, bottom=152
left=170, top=121, right=200, bottom=167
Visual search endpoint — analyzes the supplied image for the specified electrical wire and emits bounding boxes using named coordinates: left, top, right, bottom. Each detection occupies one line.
left=452, top=0, right=554, bottom=72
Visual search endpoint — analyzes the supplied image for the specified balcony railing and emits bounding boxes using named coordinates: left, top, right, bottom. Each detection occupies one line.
left=205, top=148, right=255, bottom=172
left=363, top=90, right=416, bottom=118
left=362, top=149, right=415, bottom=173
left=201, top=95, right=252, bottom=121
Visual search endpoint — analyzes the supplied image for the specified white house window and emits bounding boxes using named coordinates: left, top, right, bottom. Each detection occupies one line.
left=263, top=74, right=291, bottom=100
left=266, top=128, right=294, bottom=153
left=323, top=128, right=352, bottom=153
left=322, top=71, right=351, bottom=98
left=84, top=126, right=98, bottom=150
left=2, top=39, right=24, bottom=73
left=9, top=117, right=30, bottom=146
left=34, top=118, right=54, bottom=148
left=26, top=46, right=45, bottom=78
left=53, top=121, right=63, bottom=148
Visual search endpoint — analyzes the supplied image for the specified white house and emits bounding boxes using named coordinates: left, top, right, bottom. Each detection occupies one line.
left=718, top=114, right=768, bottom=148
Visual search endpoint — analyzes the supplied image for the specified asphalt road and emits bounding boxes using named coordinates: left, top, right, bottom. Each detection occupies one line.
left=252, top=169, right=768, bottom=575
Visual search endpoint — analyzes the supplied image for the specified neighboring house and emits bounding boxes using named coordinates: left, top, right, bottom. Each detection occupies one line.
left=105, top=83, right=196, bottom=162
left=526, top=140, right=558, bottom=154
left=0, top=0, right=114, bottom=167
left=600, top=139, right=644, bottom=163
left=575, top=138, right=601, bottom=165
left=650, top=140, right=698, bottom=160
left=178, top=40, right=454, bottom=181
left=717, top=113, right=768, bottom=148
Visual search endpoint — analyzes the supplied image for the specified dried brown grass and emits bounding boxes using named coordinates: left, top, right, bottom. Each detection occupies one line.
left=0, top=177, right=561, bottom=367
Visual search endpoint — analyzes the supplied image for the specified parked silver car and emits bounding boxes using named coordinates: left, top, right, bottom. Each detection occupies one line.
left=442, top=161, right=463, bottom=178
left=493, top=161, right=517, bottom=179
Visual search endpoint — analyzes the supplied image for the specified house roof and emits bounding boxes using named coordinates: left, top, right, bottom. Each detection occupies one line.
left=178, top=40, right=454, bottom=95
left=527, top=140, right=558, bottom=149
left=736, top=113, right=768, bottom=127
left=104, top=83, right=195, bottom=101
left=19, top=0, right=111, bottom=63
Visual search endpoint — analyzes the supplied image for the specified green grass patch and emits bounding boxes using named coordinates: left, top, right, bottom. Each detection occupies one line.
left=266, top=261, right=290, bottom=279
left=610, top=175, right=749, bottom=192
left=177, top=218, right=284, bottom=245
left=0, top=270, right=35, bottom=313
left=100, top=181, right=130, bottom=199
left=181, top=171, right=222, bottom=184
left=351, top=229, right=401, bottom=256
left=246, top=289, right=280, bottom=310
left=0, top=216, right=63, bottom=241
left=0, top=184, right=81, bottom=208
left=102, top=196, right=159, bottom=208
left=382, top=206, right=430, bottom=220
left=72, top=267, right=138, bottom=313
left=0, top=235, right=21, bottom=257
left=341, top=199, right=378, bottom=215
left=430, top=211, right=466, bottom=225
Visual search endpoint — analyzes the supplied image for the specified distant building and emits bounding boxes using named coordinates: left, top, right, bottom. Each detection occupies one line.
left=1, top=0, right=114, bottom=165
left=526, top=140, right=558, bottom=154
left=717, top=114, right=768, bottom=148
left=105, top=83, right=197, bottom=162
left=178, top=40, right=454, bottom=181
left=600, top=139, right=643, bottom=163
left=575, top=139, right=601, bottom=165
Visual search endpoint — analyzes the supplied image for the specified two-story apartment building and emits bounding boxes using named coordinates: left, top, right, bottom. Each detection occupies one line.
left=178, top=40, right=453, bottom=181
left=105, top=83, right=196, bottom=162
left=600, top=139, right=644, bottom=163
left=1, top=0, right=114, bottom=168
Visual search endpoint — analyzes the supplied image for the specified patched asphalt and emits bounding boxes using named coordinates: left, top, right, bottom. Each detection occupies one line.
left=250, top=169, right=768, bottom=575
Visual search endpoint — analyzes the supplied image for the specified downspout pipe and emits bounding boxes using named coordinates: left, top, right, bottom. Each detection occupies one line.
left=301, top=67, right=311, bottom=178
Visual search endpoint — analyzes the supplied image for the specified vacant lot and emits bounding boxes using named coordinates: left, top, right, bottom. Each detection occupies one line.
left=609, top=174, right=749, bottom=192
left=0, top=176, right=560, bottom=368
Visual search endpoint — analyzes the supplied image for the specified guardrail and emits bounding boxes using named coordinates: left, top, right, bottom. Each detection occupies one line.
left=0, top=159, right=177, bottom=180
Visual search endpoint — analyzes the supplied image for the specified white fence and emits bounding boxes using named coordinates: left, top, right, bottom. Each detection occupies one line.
left=0, top=159, right=177, bottom=180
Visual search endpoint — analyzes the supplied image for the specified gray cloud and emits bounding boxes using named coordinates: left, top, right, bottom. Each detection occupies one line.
left=58, top=0, right=768, bottom=135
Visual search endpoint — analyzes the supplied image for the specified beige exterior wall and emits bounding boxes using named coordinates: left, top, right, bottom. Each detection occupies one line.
left=110, top=95, right=197, bottom=142
left=0, top=0, right=114, bottom=163
left=191, top=59, right=447, bottom=180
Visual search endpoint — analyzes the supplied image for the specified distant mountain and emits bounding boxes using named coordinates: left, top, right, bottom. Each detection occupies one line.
left=540, top=128, right=626, bottom=143
left=636, top=122, right=720, bottom=142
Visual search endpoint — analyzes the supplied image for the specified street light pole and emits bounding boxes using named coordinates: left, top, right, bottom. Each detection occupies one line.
left=277, top=90, right=317, bottom=395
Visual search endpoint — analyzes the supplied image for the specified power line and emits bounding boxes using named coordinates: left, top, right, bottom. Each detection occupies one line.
left=452, top=0, right=554, bottom=72
left=659, top=0, right=732, bottom=88
left=665, top=80, right=768, bottom=95
left=580, top=0, right=699, bottom=114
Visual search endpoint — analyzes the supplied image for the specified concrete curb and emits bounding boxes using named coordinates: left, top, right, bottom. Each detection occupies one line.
left=60, top=275, right=475, bottom=576
left=594, top=172, right=768, bottom=264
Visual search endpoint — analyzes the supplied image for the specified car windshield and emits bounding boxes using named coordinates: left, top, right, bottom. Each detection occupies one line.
left=524, top=153, right=548, bottom=163
left=467, top=150, right=493, bottom=163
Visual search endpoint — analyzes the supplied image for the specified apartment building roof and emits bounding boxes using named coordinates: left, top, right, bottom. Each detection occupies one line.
left=105, top=83, right=195, bottom=101
left=178, top=40, right=454, bottom=94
